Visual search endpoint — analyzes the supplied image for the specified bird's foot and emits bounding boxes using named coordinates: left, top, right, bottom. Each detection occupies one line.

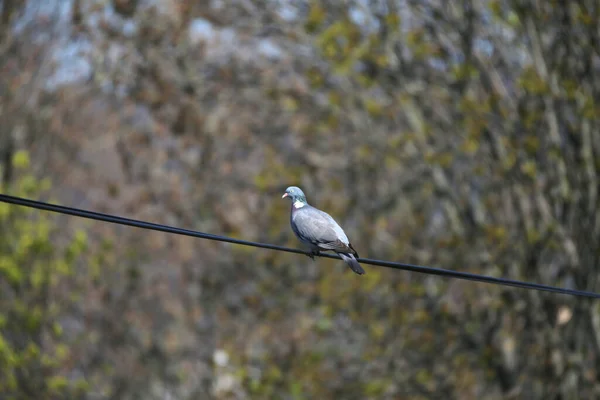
left=307, top=250, right=320, bottom=260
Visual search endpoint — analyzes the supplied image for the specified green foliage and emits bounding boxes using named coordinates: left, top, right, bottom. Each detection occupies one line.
left=304, top=1, right=326, bottom=34
left=316, top=19, right=362, bottom=73
left=0, top=151, right=91, bottom=398
left=518, top=67, right=549, bottom=95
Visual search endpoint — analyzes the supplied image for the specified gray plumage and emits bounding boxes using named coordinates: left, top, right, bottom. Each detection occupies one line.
left=282, top=186, right=365, bottom=275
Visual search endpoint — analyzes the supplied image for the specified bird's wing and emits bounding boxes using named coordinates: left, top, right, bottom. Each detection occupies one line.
left=292, top=206, right=353, bottom=253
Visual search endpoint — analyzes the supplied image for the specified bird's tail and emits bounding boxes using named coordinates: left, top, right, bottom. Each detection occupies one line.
left=339, top=253, right=365, bottom=275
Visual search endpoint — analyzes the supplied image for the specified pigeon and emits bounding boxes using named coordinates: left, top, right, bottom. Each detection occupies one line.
left=282, top=186, right=365, bottom=275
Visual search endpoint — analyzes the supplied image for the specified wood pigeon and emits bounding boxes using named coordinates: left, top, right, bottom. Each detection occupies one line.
left=282, top=186, right=365, bottom=275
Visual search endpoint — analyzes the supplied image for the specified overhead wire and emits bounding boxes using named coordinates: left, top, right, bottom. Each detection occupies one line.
left=1, top=193, right=599, bottom=299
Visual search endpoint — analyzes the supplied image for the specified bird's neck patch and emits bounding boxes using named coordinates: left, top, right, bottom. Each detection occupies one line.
left=293, top=200, right=306, bottom=209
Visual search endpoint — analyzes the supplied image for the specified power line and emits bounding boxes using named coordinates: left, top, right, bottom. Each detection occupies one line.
left=1, top=193, right=599, bottom=299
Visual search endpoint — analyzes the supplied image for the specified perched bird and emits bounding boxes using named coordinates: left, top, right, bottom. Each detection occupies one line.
left=282, top=186, right=365, bottom=275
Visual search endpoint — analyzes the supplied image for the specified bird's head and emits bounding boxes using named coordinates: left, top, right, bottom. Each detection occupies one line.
left=282, top=186, right=307, bottom=206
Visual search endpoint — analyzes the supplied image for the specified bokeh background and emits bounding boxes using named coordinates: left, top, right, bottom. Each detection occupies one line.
left=1, top=1, right=600, bottom=399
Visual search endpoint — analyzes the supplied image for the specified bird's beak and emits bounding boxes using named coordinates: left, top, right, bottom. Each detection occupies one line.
left=282, top=193, right=289, bottom=199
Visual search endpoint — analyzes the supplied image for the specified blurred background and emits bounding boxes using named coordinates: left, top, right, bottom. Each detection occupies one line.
left=1, top=0, right=599, bottom=399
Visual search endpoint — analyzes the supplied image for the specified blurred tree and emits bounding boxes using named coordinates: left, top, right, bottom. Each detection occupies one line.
left=0, top=151, right=90, bottom=398
left=295, top=0, right=600, bottom=398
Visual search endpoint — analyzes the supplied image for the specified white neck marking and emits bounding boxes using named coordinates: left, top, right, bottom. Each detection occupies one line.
left=293, top=200, right=305, bottom=209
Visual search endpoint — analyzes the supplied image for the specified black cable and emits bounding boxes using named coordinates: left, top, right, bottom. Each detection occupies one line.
left=1, top=193, right=599, bottom=299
